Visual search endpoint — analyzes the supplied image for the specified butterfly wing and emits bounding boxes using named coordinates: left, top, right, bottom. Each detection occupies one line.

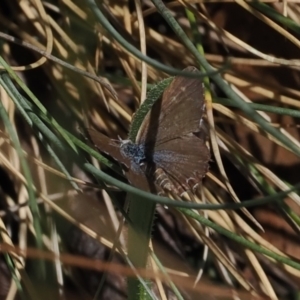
left=87, top=129, right=131, bottom=168
left=136, top=66, right=209, bottom=193
left=136, top=66, right=205, bottom=146
left=125, top=163, right=160, bottom=193
left=153, top=134, right=210, bottom=193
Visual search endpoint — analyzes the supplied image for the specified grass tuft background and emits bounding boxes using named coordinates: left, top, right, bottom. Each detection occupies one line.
left=0, top=1, right=300, bottom=299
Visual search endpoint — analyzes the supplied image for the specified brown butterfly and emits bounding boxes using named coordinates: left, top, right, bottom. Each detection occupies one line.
left=88, top=66, right=210, bottom=196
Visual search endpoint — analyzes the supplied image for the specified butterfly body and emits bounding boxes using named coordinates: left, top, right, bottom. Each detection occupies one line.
left=88, top=66, right=210, bottom=196
left=120, top=140, right=146, bottom=166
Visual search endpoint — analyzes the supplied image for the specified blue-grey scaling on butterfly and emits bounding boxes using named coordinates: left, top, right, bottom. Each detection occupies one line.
left=88, top=66, right=210, bottom=196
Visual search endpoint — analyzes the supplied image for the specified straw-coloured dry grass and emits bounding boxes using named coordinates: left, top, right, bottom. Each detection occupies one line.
left=0, top=1, right=300, bottom=299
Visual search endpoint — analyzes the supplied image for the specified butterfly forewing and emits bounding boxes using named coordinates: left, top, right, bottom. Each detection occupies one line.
left=136, top=66, right=205, bottom=146
left=87, top=129, right=130, bottom=168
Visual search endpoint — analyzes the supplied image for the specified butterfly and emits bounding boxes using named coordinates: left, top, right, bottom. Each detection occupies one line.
left=88, top=66, right=210, bottom=196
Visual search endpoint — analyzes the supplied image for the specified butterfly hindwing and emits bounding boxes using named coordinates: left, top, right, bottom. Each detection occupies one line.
left=152, top=134, right=210, bottom=193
